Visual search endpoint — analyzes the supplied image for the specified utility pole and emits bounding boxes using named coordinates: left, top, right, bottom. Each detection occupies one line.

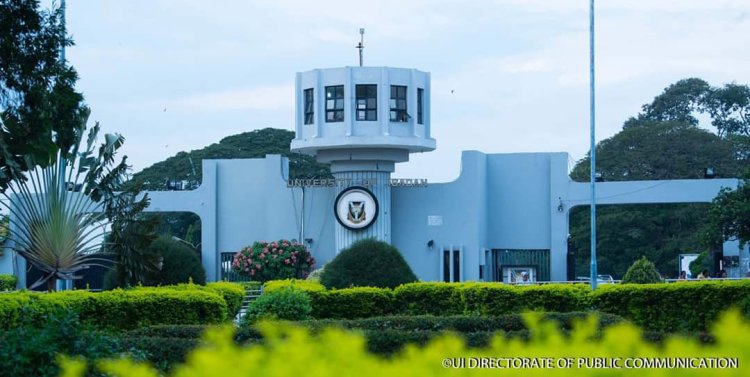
left=356, top=28, right=365, bottom=66
left=589, top=0, right=598, bottom=290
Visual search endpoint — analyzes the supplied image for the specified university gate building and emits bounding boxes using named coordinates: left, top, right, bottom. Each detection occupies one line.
left=2, top=65, right=747, bottom=286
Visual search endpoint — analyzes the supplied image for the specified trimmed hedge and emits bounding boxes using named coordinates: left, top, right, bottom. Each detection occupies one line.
left=264, top=279, right=325, bottom=293
left=592, top=280, right=750, bottom=332
left=0, top=274, right=16, bottom=291
left=263, top=279, right=750, bottom=332
left=0, top=287, right=229, bottom=331
left=393, top=282, right=463, bottom=315
left=311, top=287, right=395, bottom=319
left=235, top=312, right=625, bottom=356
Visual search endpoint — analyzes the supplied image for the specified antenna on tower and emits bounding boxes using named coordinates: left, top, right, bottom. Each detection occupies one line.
left=356, top=28, right=365, bottom=66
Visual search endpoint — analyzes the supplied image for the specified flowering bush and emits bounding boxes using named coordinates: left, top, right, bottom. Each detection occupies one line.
left=231, top=240, right=315, bottom=282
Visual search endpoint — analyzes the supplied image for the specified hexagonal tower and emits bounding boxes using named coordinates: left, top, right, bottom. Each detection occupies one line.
left=291, top=66, right=435, bottom=253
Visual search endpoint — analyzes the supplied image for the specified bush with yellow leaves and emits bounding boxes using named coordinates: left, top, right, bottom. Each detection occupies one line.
left=60, top=310, right=750, bottom=377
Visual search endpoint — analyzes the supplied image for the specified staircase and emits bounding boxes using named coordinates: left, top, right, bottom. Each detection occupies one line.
left=236, top=286, right=263, bottom=322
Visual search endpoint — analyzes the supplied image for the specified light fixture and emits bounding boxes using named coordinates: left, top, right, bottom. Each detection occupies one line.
left=427, top=240, right=434, bottom=248
left=557, top=197, right=565, bottom=213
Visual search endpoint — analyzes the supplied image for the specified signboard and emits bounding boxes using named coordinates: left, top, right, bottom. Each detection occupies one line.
left=334, top=186, right=379, bottom=231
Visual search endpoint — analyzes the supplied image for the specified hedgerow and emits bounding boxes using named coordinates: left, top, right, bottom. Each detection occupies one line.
left=62, top=310, right=750, bottom=376
left=0, top=274, right=16, bottom=291
left=0, top=286, right=231, bottom=331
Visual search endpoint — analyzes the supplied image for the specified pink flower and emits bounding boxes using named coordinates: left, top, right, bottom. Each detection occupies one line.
left=255, top=264, right=261, bottom=269
left=284, top=259, right=290, bottom=264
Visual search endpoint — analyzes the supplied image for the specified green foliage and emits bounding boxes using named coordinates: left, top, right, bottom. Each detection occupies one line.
left=393, top=282, right=464, bottom=315
left=146, top=236, right=206, bottom=286
left=621, top=257, right=663, bottom=284
left=101, top=183, right=160, bottom=289
left=263, top=279, right=326, bottom=294
left=592, top=280, right=750, bottom=332
left=568, top=78, right=750, bottom=279
left=243, top=287, right=312, bottom=323
left=0, top=214, right=7, bottom=257
left=320, top=238, right=417, bottom=289
left=0, top=287, right=230, bottom=331
left=311, top=287, right=395, bottom=319
left=231, top=239, right=315, bottom=282
left=689, top=251, right=714, bottom=278
left=705, top=181, right=750, bottom=248
left=1, top=153, right=112, bottom=291
left=0, top=0, right=89, bottom=188
left=119, top=335, right=197, bottom=373
left=0, top=310, right=121, bottom=377
left=130, top=128, right=331, bottom=191
left=62, top=310, right=750, bottom=377
left=205, top=282, right=245, bottom=318
left=0, top=274, right=16, bottom=291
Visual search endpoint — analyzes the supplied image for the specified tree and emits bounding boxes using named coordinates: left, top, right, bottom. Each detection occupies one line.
left=570, top=79, right=748, bottom=279
left=0, top=0, right=88, bottom=187
left=0, top=1, right=154, bottom=290
left=1, top=124, right=128, bottom=291
left=621, top=257, right=662, bottom=284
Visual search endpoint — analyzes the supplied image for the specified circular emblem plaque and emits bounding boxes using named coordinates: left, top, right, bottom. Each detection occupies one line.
left=334, top=186, right=379, bottom=231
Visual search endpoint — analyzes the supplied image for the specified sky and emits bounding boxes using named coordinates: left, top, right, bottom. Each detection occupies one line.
left=59, top=0, right=750, bottom=182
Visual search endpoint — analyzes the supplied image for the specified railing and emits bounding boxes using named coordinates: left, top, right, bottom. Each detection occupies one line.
left=220, top=252, right=257, bottom=282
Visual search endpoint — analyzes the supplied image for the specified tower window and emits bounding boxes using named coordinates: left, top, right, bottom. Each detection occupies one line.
left=355, top=84, right=377, bottom=121
left=417, top=88, right=424, bottom=125
left=325, top=85, right=344, bottom=122
left=390, top=85, right=408, bottom=122
left=304, top=88, right=314, bottom=125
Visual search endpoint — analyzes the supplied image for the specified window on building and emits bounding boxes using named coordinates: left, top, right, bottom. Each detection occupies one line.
left=355, top=84, right=377, bottom=121
left=304, top=88, right=314, bottom=125
left=390, top=85, right=408, bottom=122
left=442, top=247, right=462, bottom=282
left=325, top=85, right=344, bottom=122
left=417, top=88, right=424, bottom=124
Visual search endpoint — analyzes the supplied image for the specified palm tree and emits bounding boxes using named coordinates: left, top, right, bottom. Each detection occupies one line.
left=1, top=125, right=124, bottom=291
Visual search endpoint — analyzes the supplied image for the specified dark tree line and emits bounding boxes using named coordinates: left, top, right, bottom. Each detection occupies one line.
left=570, top=78, right=750, bottom=278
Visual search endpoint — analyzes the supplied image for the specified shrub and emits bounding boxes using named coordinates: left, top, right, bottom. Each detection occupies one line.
left=236, top=281, right=263, bottom=290
left=312, top=287, right=395, bottom=319
left=62, top=310, right=750, bottom=377
left=206, top=282, right=245, bottom=318
left=393, top=283, right=463, bottom=315
left=264, top=279, right=326, bottom=294
left=147, top=282, right=245, bottom=319
left=0, top=274, right=16, bottom=291
left=320, top=238, right=417, bottom=289
left=232, top=239, right=315, bottom=282
left=147, top=236, right=206, bottom=285
left=243, top=288, right=312, bottom=323
left=592, top=279, right=750, bottom=332
left=621, top=257, right=662, bottom=284
left=119, top=336, right=198, bottom=372
left=0, top=310, right=121, bottom=377
left=0, top=287, right=229, bottom=331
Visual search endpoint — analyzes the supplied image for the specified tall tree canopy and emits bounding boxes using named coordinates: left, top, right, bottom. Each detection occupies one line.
left=570, top=78, right=749, bottom=278
left=130, top=128, right=330, bottom=191
left=0, top=0, right=88, bottom=187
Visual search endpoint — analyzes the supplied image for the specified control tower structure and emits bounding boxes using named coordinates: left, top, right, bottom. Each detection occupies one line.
left=291, top=66, right=436, bottom=253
